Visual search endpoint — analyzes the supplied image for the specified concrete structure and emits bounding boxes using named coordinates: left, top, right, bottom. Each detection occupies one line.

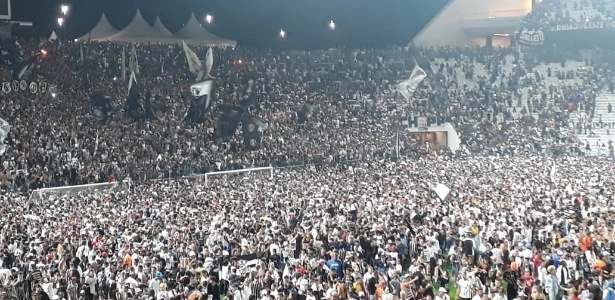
left=411, top=0, right=533, bottom=47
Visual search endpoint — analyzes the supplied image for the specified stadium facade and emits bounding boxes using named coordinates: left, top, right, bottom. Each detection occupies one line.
left=411, top=0, right=533, bottom=48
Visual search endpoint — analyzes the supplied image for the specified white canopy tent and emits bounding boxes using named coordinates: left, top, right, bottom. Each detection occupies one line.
left=153, top=16, right=172, bottom=37
left=77, top=13, right=118, bottom=41
left=105, top=9, right=171, bottom=43
left=172, top=13, right=236, bottom=47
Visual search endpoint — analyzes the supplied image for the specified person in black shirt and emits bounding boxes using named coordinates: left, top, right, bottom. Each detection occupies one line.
left=269, top=249, right=281, bottom=269
left=411, top=270, right=425, bottom=289
left=207, top=277, right=221, bottom=300
left=588, top=278, right=602, bottom=300
left=503, top=269, right=518, bottom=300
left=35, top=285, right=50, bottom=300
left=366, top=277, right=377, bottom=299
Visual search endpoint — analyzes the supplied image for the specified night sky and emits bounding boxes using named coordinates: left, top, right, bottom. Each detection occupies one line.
left=12, top=0, right=449, bottom=48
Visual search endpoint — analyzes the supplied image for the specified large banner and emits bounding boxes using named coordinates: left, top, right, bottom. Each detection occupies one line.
left=517, top=27, right=545, bottom=46
left=545, top=21, right=615, bottom=49
left=553, top=20, right=615, bottom=32
left=516, top=20, right=615, bottom=48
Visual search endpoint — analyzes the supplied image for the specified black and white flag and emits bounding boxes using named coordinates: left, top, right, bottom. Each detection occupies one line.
left=397, top=65, right=426, bottom=102
left=517, top=27, right=545, bottom=46
left=190, top=80, right=213, bottom=108
left=190, top=80, right=213, bottom=97
left=184, top=81, right=214, bottom=124
left=242, top=114, right=268, bottom=151
left=12, top=56, right=37, bottom=81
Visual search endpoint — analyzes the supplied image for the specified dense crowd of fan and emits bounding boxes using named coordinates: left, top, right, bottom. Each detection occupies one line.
left=523, top=0, right=615, bottom=29
left=0, top=40, right=612, bottom=190
left=0, top=37, right=612, bottom=300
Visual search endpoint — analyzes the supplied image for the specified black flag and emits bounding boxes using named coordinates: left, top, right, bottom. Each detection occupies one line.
left=125, top=72, right=144, bottom=120
left=297, top=103, right=314, bottom=123
left=297, top=94, right=321, bottom=123
left=143, top=91, right=159, bottom=120
left=89, top=92, right=114, bottom=122
left=242, top=114, right=268, bottom=151
left=184, top=95, right=207, bottom=124
left=217, top=105, right=244, bottom=138
left=12, top=56, right=37, bottom=80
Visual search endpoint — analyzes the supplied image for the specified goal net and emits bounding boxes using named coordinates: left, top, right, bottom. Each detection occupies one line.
left=184, top=166, right=274, bottom=188
left=29, top=179, right=132, bottom=202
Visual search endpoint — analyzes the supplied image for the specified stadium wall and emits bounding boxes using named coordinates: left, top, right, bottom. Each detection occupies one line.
left=411, top=0, right=532, bottom=47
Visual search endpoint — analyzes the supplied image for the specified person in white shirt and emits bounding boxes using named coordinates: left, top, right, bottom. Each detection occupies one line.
left=84, top=270, right=98, bottom=296
left=76, top=242, right=89, bottom=260
left=471, top=290, right=484, bottom=300
left=492, top=289, right=508, bottom=300
left=435, top=287, right=450, bottom=300
left=305, top=289, right=316, bottom=300
left=457, top=272, right=474, bottom=300
left=148, top=274, right=162, bottom=297
left=296, top=273, right=310, bottom=295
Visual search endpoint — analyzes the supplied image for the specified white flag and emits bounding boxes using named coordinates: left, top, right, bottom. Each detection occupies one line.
left=0, top=118, right=10, bottom=155
left=128, top=71, right=137, bottom=95
left=433, top=184, right=450, bottom=201
left=190, top=80, right=213, bottom=97
left=129, top=45, right=139, bottom=74
left=205, top=47, right=214, bottom=78
left=397, top=65, right=427, bottom=102
left=182, top=41, right=202, bottom=75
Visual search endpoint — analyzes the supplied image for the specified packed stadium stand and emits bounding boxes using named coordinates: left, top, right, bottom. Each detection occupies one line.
left=0, top=0, right=615, bottom=299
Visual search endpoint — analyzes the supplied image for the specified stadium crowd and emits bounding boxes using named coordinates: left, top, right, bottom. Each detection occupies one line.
left=0, top=40, right=611, bottom=190
left=0, top=29, right=612, bottom=300
left=523, top=0, right=615, bottom=29
left=1, top=154, right=615, bottom=300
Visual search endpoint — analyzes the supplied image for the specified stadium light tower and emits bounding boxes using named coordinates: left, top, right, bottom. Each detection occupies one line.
left=279, top=29, right=286, bottom=38
left=205, top=14, right=213, bottom=24
left=61, top=5, right=69, bottom=15
left=329, top=20, right=336, bottom=30
left=57, top=17, right=64, bottom=26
